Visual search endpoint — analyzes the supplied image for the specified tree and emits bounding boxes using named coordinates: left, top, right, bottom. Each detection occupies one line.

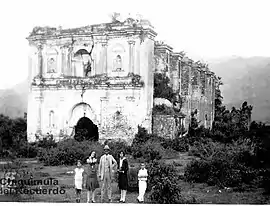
left=154, top=73, right=175, bottom=102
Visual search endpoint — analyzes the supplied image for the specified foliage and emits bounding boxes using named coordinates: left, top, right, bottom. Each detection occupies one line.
left=211, top=76, right=253, bottom=143
left=132, top=126, right=150, bottom=146
left=185, top=139, right=258, bottom=189
left=74, top=128, right=89, bottom=142
left=153, top=73, right=176, bottom=102
left=38, top=139, right=103, bottom=166
left=161, top=137, right=189, bottom=152
left=152, top=104, right=175, bottom=115
left=0, top=114, right=29, bottom=158
left=132, top=140, right=163, bottom=163
left=35, top=134, right=57, bottom=148
left=104, top=139, right=132, bottom=162
left=148, top=160, right=184, bottom=203
left=15, top=142, right=39, bottom=158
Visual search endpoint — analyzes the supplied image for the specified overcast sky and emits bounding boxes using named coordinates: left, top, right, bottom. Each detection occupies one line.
left=0, top=0, right=269, bottom=89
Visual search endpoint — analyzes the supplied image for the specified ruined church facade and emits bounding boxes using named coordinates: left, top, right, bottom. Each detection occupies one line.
left=26, top=17, right=216, bottom=143
left=27, top=18, right=156, bottom=143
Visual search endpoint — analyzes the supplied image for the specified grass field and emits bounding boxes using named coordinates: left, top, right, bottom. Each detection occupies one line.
left=0, top=153, right=270, bottom=203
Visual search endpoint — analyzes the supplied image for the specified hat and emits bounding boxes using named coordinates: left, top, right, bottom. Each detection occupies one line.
left=104, top=145, right=110, bottom=150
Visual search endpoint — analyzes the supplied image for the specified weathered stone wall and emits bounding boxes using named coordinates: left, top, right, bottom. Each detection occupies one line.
left=27, top=18, right=157, bottom=143
left=181, top=62, right=190, bottom=96
left=152, top=115, right=177, bottom=139
left=27, top=84, right=147, bottom=143
left=177, top=57, right=216, bottom=129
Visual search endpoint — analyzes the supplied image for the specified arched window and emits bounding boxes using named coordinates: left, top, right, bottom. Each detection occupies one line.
left=49, top=111, right=55, bottom=127
left=113, top=55, right=122, bottom=71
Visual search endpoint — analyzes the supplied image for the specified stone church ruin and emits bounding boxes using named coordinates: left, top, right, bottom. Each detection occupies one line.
left=26, top=14, right=216, bottom=143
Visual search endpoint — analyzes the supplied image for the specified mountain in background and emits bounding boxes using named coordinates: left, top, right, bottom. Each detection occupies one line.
left=209, top=56, right=270, bottom=124
left=0, top=80, right=28, bottom=118
left=0, top=56, right=270, bottom=124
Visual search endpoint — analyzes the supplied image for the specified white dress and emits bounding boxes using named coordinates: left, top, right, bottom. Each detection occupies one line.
left=74, top=168, right=84, bottom=190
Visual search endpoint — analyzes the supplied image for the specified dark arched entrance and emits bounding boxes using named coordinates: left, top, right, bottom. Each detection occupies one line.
left=74, top=117, right=99, bottom=141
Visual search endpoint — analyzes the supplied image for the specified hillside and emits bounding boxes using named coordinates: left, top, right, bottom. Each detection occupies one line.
left=0, top=56, right=270, bottom=124
left=209, top=56, right=270, bottom=124
left=0, top=80, right=28, bottom=118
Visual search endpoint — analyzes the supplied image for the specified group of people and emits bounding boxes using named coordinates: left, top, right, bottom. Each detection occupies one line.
left=73, top=145, right=148, bottom=203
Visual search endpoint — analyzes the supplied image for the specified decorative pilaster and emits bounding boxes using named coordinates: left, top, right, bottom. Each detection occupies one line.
left=178, top=61, right=182, bottom=94
left=67, top=46, right=73, bottom=76
left=128, top=40, right=135, bottom=74
left=35, top=93, right=44, bottom=135
left=136, top=45, right=140, bottom=75
left=209, top=76, right=214, bottom=126
left=37, top=44, right=43, bottom=76
left=212, top=76, right=216, bottom=126
left=102, top=43, right=108, bottom=74
left=61, top=47, right=66, bottom=75
left=100, top=97, right=109, bottom=129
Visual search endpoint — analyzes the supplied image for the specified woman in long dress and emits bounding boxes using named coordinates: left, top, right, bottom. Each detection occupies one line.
left=118, top=151, right=129, bottom=203
left=85, top=151, right=99, bottom=203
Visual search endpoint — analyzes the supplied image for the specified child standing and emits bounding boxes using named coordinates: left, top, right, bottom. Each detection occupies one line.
left=74, top=160, right=84, bottom=203
left=137, top=163, right=148, bottom=203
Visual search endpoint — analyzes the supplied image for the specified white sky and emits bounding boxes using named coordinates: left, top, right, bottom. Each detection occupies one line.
left=0, top=0, right=269, bottom=89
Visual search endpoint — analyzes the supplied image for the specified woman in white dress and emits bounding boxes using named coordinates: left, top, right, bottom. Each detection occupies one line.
left=74, top=160, right=85, bottom=203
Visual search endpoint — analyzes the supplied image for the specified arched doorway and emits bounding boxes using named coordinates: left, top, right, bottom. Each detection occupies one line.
left=74, top=116, right=99, bottom=141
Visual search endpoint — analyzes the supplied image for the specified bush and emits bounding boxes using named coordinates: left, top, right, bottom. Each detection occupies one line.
left=184, top=160, right=210, bottom=183
left=15, top=142, right=39, bottom=158
left=148, top=161, right=183, bottom=203
left=105, top=140, right=132, bottom=161
left=260, top=169, right=270, bottom=194
left=132, top=126, right=150, bottom=146
left=184, top=154, right=257, bottom=189
left=132, top=140, right=163, bottom=163
left=162, top=137, right=189, bottom=152
left=35, top=134, right=57, bottom=149
left=38, top=139, right=103, bottom=166
left=152, top=104, right=175, bottom=115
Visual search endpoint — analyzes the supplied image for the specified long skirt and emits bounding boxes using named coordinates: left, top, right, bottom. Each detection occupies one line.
left=86, top=174, right=99, bottom=191
left=118, top=172, right=128, bottom=190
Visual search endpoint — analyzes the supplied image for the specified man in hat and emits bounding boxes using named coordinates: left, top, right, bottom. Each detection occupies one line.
left=98, top=145, right=117, bottom=202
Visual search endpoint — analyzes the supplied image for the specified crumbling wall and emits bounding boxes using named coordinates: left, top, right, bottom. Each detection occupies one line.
left=152, top=115, right=177, bottom=139
left=181, top=64, right=190, bottom=96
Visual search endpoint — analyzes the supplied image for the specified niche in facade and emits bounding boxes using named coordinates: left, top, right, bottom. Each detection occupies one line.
left=74, top=49, right=91, bottom=77
left=46, top=49, right=58, bottom=73
left=112, top=44, right=125, bottom=73
left=49, top=110, right=55, bottom=127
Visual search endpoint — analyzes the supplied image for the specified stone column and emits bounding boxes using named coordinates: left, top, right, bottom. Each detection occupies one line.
left=212, top=76, right=216, bottom=126
left=61, top=47, right=66, bottom=75
left=128, top=40, right=135, bottom=74
left=67, top=46, right=74, bottom=76
left=35, top=93, right=44, bottom=135
left=101, top=43, right=108, bottom=74
left=100, top=97, right=109, bottom=132
left=209, top=76, right=214, bottom=127
left=178, top=60, right=182, bottom=94
left=37, top=45, right=43, bottom=76
left=136, top=45, right=140, bottom=75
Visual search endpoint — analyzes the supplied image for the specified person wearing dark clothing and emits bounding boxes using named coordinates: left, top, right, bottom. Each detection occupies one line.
left=117, top=151, right=129, bottom=203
